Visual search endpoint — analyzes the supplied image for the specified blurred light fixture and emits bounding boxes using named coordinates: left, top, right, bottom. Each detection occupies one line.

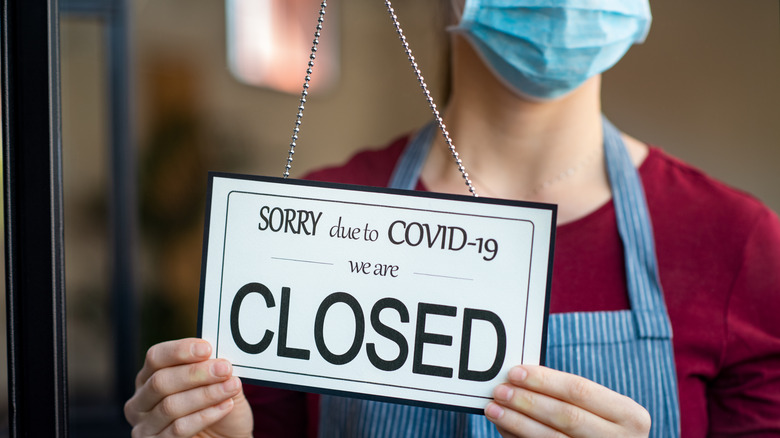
left=226, top=0, right=339, bottom=94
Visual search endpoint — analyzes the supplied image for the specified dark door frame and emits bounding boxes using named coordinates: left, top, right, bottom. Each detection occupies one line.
left=2, top=0, right=68, bottom=436
left=2, top=0, right=136, bottom=435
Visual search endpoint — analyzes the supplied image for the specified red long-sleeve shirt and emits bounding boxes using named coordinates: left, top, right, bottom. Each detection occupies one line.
left=245, top=135, right=780, bottom=437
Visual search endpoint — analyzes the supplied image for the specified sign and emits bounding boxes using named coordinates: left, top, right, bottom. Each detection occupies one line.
left=198, top=173, right=556, bottom=414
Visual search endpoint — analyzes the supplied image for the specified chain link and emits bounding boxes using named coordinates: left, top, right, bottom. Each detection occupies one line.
left=283, top=1, right=327, bottom=179
left=284, top=0, right=477, bottom=197
left=384, top=0, right=478, bottom=197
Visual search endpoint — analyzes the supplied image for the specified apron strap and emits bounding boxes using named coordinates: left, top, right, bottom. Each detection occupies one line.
left=602, top=117, right=672, bottom=339
left=388, top=117, right=673, bottom=339
left=388, top=121, right=436, bottom=190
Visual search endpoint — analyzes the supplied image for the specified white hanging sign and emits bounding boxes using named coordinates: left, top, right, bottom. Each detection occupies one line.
left=198, top=173, right=556, bottom=413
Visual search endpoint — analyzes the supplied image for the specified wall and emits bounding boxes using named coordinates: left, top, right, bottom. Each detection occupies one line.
left=603, top=0, right=780, bottom=212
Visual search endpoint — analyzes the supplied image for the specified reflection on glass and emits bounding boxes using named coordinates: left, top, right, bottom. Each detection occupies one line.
left=226, top=0, right=339, bottom=94
left=60, top=15, right=114, bottom=414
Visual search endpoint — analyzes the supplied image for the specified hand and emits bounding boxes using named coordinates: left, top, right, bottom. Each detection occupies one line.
left=485, top=365, right=651, bottom=438
left=124, top=338, right=254, bottom=437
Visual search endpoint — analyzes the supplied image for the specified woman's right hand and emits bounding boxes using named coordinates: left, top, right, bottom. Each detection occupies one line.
left=124, top=338, right=254, bottom=438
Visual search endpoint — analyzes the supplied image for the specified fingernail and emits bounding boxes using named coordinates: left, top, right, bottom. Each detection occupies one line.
left=222, top=377, right=240, bottom=392
left=509, top=366, right=528, bottom=382
left=212, top=360, right=232, bottom=377
left=218, top=398, right=234, bottom=411
left=192, top=342, right=211, bottom=358
left=485, top=402, right=504, bottom=420
left=494, top=384, right=514, bottom=402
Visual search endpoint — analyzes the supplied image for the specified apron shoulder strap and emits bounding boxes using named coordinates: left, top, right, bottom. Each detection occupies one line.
left=603, top=116, right=672, bottom=339
left=388, top=122, right=436, bottom=190
left=388, top=117, right=673, bottom=339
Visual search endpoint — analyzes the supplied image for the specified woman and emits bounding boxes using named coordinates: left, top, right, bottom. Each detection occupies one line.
left=124, top=0, right=780, bottom=436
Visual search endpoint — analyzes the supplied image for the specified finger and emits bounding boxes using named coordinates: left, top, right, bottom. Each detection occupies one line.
left=494, top=422, right=524, bottom=438
left=139, top=377, right=242, bottom=436
left=143, top=397, right=235, bottom=438
left=136, top=339, right=212, bottom=389
left=507, top=366, right=639, bottom=423
left=486, top=402, right=566, bottom=438
left=491, top=383, right=618, bottom=437
left=129, top=358, right=234, bottom=417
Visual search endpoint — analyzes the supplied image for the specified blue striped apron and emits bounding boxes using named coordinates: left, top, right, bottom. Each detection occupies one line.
left=319, top=118, right=681, bottom=437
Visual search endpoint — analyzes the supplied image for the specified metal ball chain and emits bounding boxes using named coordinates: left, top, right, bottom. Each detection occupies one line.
left=383, top=0, right=478, bottom=197
left=283, top=1, right=327, bottom=179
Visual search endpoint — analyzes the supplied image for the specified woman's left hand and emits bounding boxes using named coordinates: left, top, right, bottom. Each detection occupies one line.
left=485, top=365, right=651, bottom=437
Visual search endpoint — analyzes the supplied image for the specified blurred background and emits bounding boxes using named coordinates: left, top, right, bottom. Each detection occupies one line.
left=0, top=0, right=778, bottom=435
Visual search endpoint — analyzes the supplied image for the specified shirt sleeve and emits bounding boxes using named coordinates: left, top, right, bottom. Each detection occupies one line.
left=244, top=385, right=319, bottom=438
left=707, top=208, right=780, bottom=435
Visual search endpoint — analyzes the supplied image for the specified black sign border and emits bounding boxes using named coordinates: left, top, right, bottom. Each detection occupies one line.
left=198, top=172, right=557, bottom=416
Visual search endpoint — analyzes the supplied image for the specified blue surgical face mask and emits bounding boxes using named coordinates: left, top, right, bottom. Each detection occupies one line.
left=450, top=0, right=652, bottom=100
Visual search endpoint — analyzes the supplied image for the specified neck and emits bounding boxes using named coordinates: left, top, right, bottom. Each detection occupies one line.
left=422, top=36, right=614, bottom=223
